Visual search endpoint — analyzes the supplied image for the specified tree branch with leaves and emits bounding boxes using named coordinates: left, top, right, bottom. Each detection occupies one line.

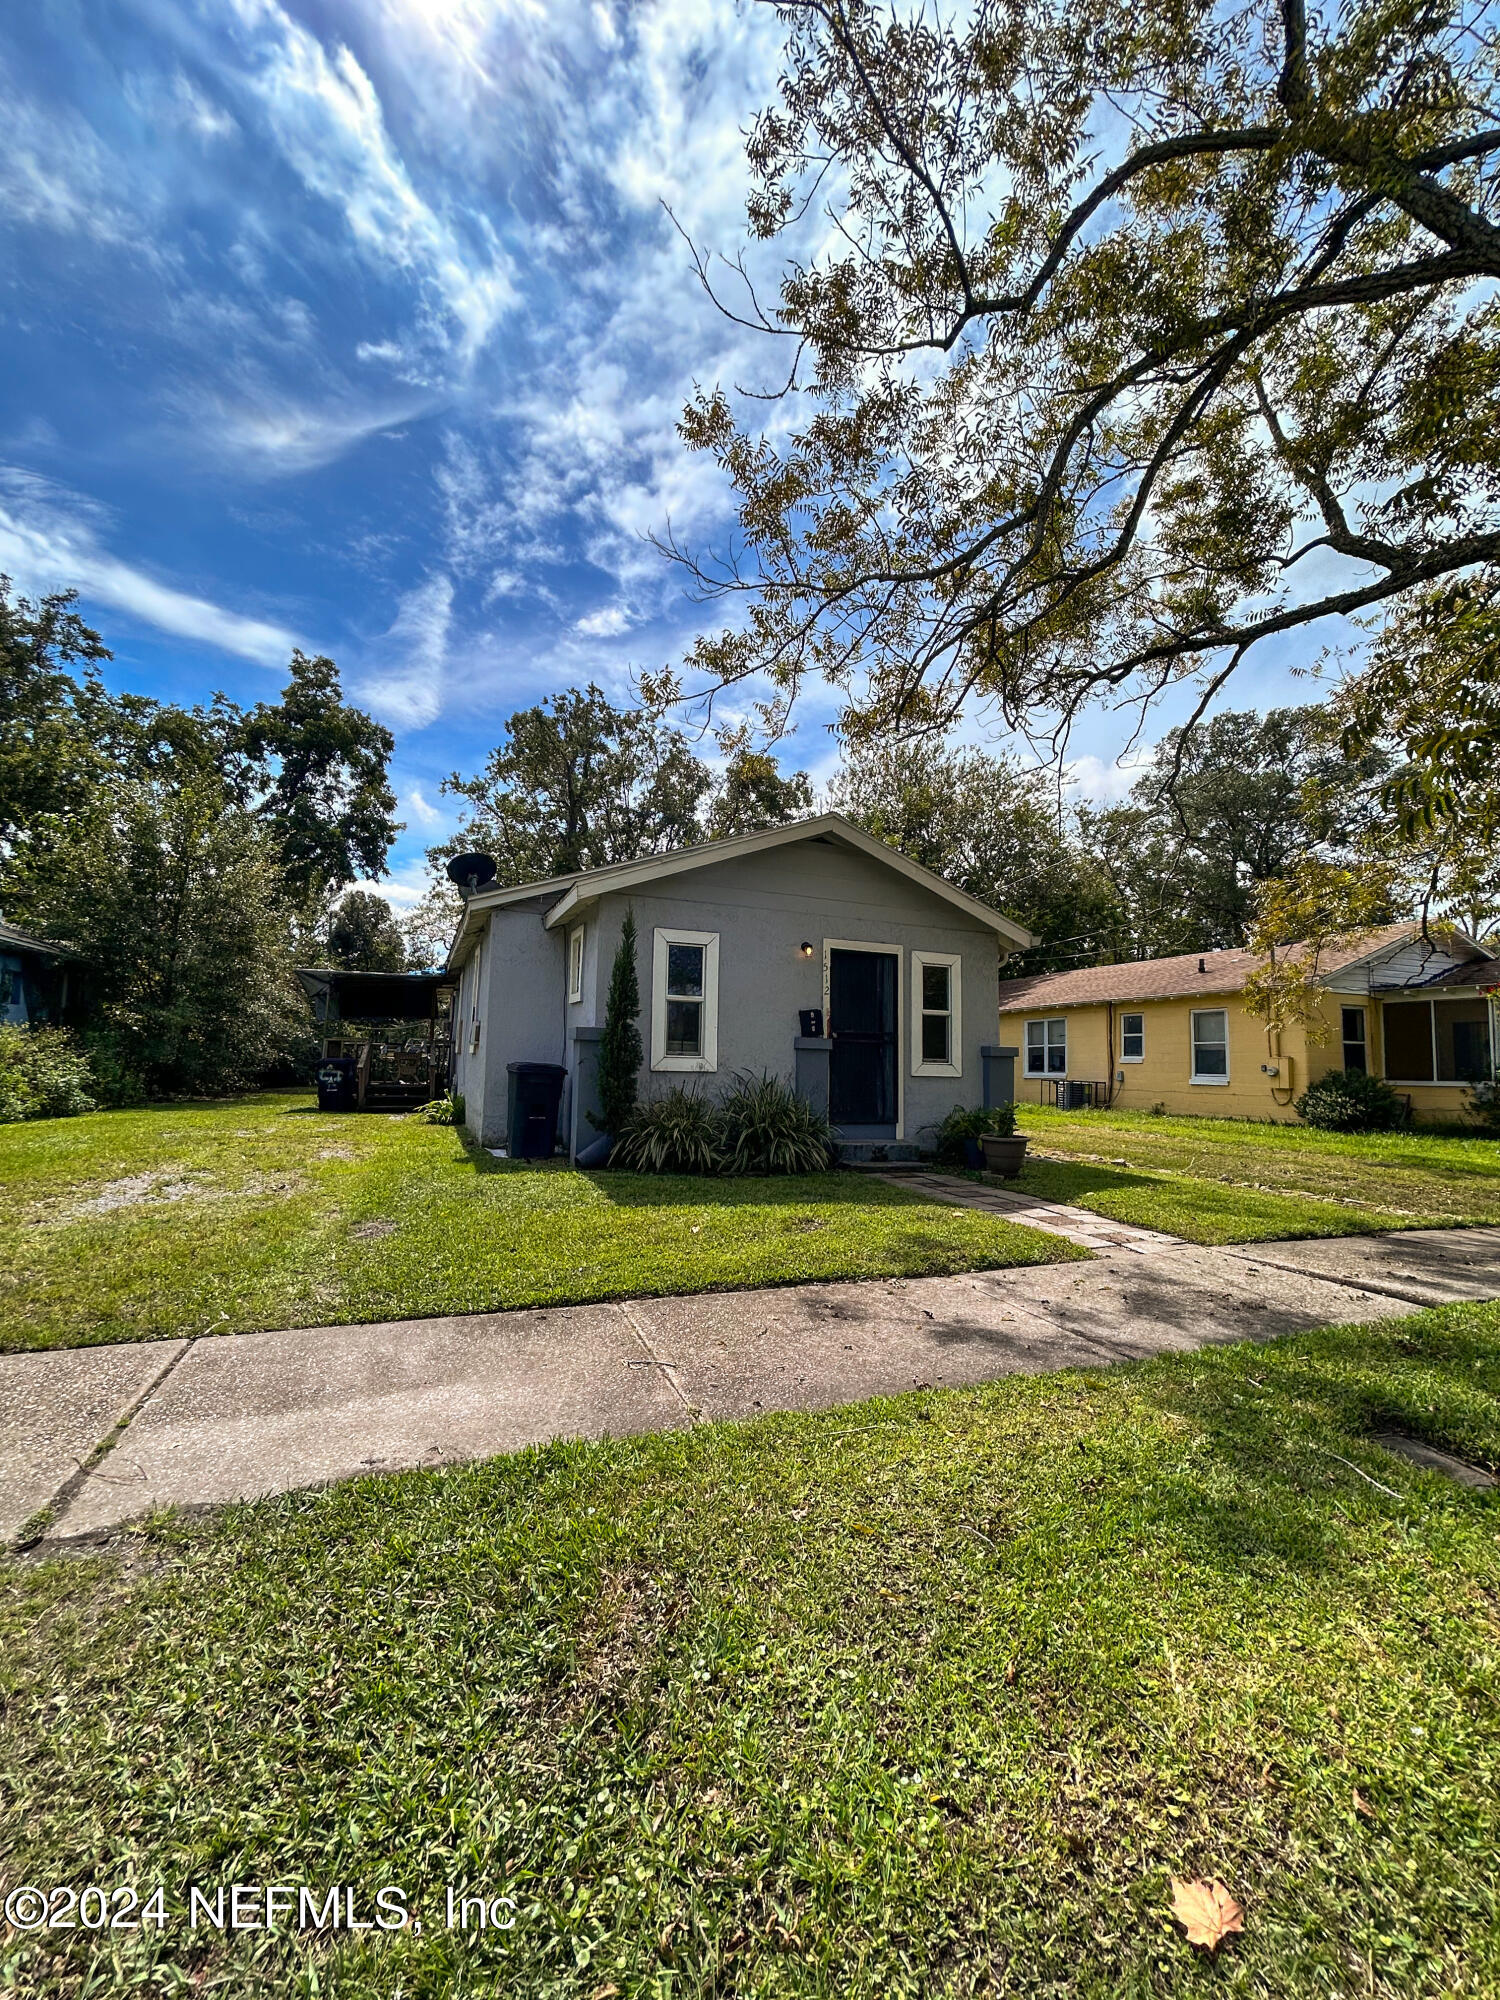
left=662, top=0, right=1500, bottom=756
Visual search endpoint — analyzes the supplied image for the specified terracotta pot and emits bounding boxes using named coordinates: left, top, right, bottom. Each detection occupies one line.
left=979, top=1133, right=1029, bottom=1178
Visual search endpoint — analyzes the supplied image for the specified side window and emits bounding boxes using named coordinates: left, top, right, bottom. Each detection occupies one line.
left=651, top=929, right=719, bottom=1072
left=1341, top=1006, right=1367, bottom=1073
left=1025, top=1018, right=1066, bottom=1075
left=1190, top=1008, right=1229, bottom=1080
left=1120, top=1011, right=1145, bottom=1061
left=912, top=953, right=961, bottom=1074
left=567, top=925, right=585, bottom=1005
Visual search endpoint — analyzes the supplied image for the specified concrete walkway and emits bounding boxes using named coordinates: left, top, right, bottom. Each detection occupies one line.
left=884, top=1171, right=1186, bottom=1253
left=4, top=1226, right=1499, bottom=1546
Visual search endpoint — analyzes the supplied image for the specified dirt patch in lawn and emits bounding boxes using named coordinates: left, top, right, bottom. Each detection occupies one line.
left=26, top=1168, right=308, bottom=1227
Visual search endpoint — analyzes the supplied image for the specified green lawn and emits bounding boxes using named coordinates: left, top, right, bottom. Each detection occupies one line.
left=0, top=1093, right=1075, bottom=1353
left=1006, top=1105, right=1500, bottom=1244
left=3, top=1301, right=1496, bottom=1996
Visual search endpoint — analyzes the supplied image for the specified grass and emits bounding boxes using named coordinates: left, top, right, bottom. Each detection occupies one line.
left=2, top=1301, right=1497, bottom=1996
left=0, top=1093, right=1075, bottom=1353
left=1006, top=1105, right=1500, bottom=1245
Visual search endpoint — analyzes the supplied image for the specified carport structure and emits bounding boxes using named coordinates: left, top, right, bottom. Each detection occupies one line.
left=296, top=967, right=456, bottom=1112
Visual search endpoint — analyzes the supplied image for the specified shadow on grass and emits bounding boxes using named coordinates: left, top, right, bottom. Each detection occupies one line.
left=456, top=1137, right=943, bottom=1214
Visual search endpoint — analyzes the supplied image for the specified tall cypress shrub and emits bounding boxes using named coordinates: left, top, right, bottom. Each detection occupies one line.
left=594, top=907, right=642, bottom=1136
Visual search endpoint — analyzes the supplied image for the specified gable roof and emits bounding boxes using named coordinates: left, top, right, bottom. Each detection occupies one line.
left=446, top=813, right=1035, bottom=968
left=0, top=919, right=81, bottom=963
left=995, top=923, right=1496, bottom=1012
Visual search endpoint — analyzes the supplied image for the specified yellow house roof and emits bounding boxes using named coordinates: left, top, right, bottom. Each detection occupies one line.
left=995, top=925, right=1432, bottom=1011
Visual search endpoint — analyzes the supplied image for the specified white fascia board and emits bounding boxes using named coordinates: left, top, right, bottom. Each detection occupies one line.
left=530, top=814, right=1036, bottom=946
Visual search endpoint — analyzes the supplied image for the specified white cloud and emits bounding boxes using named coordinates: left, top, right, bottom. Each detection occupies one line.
left=223, top=0, right=515, bottom=364
left=403, top=785, right=444, bottom=827
left=575, top=602, right=632, bottom=637
left=0, top=467, right=298, bottom=666
left=355, top=572, right=453, bottom=728
left=1062, top=750, right=1155, bottom=805
left=197, top=390, right=432, bottom=477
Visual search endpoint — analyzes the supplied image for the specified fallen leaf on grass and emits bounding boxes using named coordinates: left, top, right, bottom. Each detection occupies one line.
left=1169, top=1877, right=1244, bottom=1951
left=1354, top=1789, right=1375, bottom=1819
left=591, top=1986, right=620, bottom=1999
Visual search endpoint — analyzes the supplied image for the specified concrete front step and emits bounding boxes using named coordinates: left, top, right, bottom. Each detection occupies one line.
left=834, top=1141, right=924, bottom=1167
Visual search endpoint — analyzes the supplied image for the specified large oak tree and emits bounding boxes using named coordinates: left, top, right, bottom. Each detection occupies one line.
left=666, top=0, right=1500, bottom=765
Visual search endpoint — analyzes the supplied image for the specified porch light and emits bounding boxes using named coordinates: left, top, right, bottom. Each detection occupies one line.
left=799, top=941, right=814, bottom=957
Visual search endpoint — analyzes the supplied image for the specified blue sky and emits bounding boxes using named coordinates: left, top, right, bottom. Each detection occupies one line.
left=0, top=0, right=1322, bottom=909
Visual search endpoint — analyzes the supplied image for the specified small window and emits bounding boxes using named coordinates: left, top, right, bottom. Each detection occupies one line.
left=912, top=952, right=961, bottom=1075
left=666, top=943, right=704, bottom=1055
left=652, top=928, right=719, bottom=1072
left=567, top=925, right=585, bottom=1004
left=1025, top=1018, right=1067, bottom=1075
left=1341, top=1006, right=1367, bottom=1073
left=1191, top=1008, right=1229, bottom=1081
left=1120, top=1011, right=1144, bottom=1061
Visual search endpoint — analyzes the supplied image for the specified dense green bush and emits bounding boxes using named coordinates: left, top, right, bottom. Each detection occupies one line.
left=1295, top=1067, right=1407, bottom=1132
left=0, top=1025, right=97, bottom=1123
left=930, top=1102, right=1017, bottom=1165
left=419, top=1091, right=465, bottom=1126
left=717, top=1071, right=833, bottom=1174
left=613, top=1086, right=723, bottom=1174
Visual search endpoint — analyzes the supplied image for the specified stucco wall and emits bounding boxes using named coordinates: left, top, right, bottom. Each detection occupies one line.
left=457, top=904, right=567, bottom=1146
left=567, top=839, right=1004, bottom=1148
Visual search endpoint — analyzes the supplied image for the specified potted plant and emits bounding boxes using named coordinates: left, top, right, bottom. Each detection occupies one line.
left=978, top=1103, right=1028, bottom=1177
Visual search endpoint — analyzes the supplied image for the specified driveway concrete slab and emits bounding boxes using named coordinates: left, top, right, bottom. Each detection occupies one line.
left=0, top=1341, right=186, bottom=1543
left=1226, top=1227, right=1500, bottom=1305
left=52, top=1306, right=684, bottom=1538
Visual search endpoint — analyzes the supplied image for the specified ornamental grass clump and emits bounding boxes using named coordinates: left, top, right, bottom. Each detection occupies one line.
left=716, top=1070, right=834, bottom=1175
left=613, top=1086, right=723, bottom=1175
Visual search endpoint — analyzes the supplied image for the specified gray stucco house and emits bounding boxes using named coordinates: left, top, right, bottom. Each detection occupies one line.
left=446, top=814, right=1032, bottom=1159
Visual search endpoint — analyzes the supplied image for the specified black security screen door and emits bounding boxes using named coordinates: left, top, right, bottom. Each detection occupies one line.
left=829, top=949, right=897, bottom=1127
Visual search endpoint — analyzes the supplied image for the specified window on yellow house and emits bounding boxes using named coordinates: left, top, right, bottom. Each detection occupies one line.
left=1025, top=1018, right=1067, bottom=1075
left=1341, top=1007, right=1367, bottom=1072
left=1120, top=1012, right=1144, bottom=1061
left=1190, top=1008, right=1229, bottom=1081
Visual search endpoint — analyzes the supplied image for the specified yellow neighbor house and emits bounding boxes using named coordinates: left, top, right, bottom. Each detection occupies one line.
left=996, top=922, right=1499, bottom=1124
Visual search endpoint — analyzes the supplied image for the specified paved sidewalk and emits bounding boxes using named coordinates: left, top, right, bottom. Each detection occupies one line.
left=4, top=1226, right=1498, bottom=1546
left=885, top=1171, right=1185, bottom=1252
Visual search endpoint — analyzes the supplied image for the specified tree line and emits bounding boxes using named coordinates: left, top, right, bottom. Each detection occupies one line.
left=1, top=580, right=400, bottom=1096
left=4, top=574, right=1493, bottom=1104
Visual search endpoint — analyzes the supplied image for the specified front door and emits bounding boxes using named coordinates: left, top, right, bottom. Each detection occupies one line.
left=829, top=948, right=897, bottom=1131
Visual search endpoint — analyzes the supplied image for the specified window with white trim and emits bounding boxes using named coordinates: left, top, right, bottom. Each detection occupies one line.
left=1025, top=1017, right=1067, bottom=1075
left=567, top=924, right=585, bottom=1004
left=912, top=952, right=961, bottom=1076
left=468, top=936, right=483, bottom=1054
left=1190, top=1008, right=1229, bottom=1081
left=651, top=928, right=719, bottom=1072
left=1120, top=1011, right=1145, bottom=1061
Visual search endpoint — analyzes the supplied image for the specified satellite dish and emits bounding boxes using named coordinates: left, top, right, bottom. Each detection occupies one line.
left=446, top=852, right=498, bottom=894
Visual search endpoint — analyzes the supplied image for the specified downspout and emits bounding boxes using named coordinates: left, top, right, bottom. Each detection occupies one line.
left=1106, top=999, right=1115, bottom=1105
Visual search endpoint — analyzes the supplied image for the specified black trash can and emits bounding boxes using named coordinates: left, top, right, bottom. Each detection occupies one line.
left=316, top=1056, right=358, bottom=1112
left=506, top=1061, right=567, bottom=1159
